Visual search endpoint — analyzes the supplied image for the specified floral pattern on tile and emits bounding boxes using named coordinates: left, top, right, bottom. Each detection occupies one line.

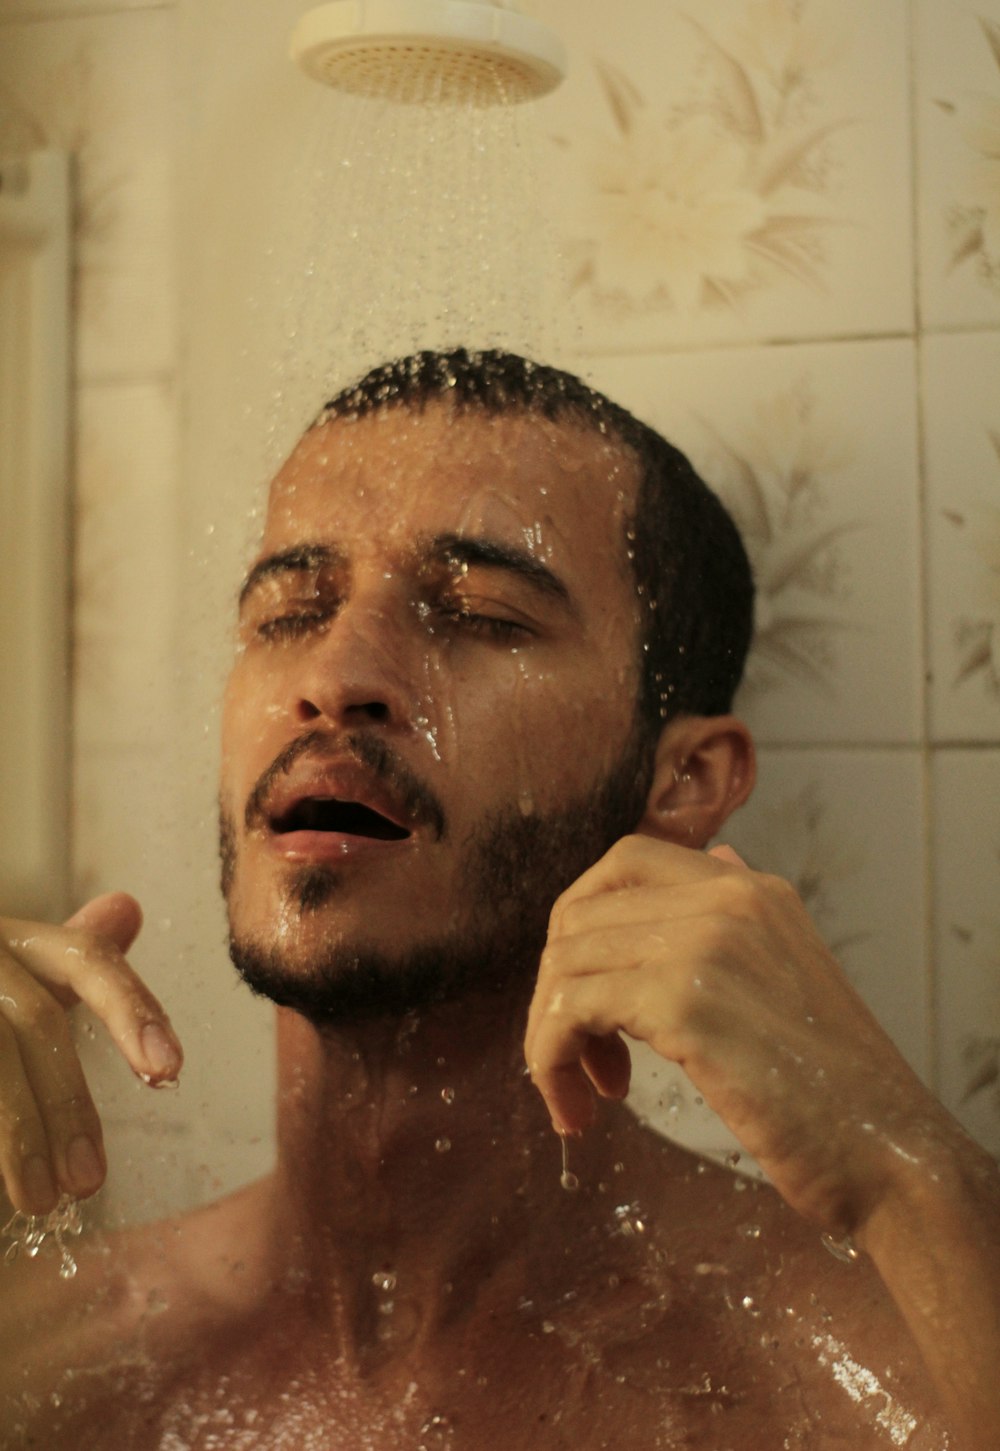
left=949, top=431, right=1000, bottom=696
left=916, top=0, right=1000, bottom=327
left=932, top=750, right=1000, bottom=1153
left=536, top=0, right=912, bottom=348
left=940, top=18, right=1000, bottom=298
left=924, top=331, right=1000, bottom=740
left=584, top=340, right=922, bottom=744
left=690, top=378, right=860, bottom=701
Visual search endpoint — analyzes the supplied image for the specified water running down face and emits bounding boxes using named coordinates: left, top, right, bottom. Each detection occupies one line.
left=218, top=398, right=657, bottom=1024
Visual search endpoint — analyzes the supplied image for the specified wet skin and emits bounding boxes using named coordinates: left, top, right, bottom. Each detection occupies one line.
left=220, top=400, right=648, bottom=977
left=0, top=399, right=993, bottom=1447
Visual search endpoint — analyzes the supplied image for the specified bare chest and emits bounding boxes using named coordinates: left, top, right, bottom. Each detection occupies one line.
left=1, top=1302, right=935, bottom=1451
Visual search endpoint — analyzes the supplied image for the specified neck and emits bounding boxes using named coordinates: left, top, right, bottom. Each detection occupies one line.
left=266, top=990, right=646, bottom=1373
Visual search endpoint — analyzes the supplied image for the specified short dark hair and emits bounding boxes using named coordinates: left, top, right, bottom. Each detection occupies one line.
left=316, top=349, right=754, bottom=733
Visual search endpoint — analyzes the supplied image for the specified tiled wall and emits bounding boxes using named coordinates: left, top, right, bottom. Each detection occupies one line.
left=533, top=0, right=1000, bottom=1157
left=0, top=0, right=201, bottom=1214
left=2, top=0, right=998, bottom=1222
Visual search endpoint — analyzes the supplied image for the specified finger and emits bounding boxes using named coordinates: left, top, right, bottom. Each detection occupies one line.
left=0, top=1016, right=62, bottom=1214
left=549, top=882, right=742, bottom=948
left=549, top=835, right=741, bottom=929
left=2, top=919, right=182, bottom=1087
left=580, top=1031, right=632, bottom=1100
left=527, top=975, right=644, bottom=1134
left=0, top=971, right=106, bottom=1207
left=65, top=891, right=143, bottom=954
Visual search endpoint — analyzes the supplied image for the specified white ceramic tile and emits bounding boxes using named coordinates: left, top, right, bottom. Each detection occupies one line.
left=585, top=339, right=923, bottom=745
left=915, top=0, right=1000, bottom=330
left=533, top=0, right=913, bottom=351
left=73, top=377, right=178, bottom=752
left=0, top=9, right=177, bottom=380
left=924, top=330, right=1000, bottom=741
left=931, top=749, right=1000, bottom=1154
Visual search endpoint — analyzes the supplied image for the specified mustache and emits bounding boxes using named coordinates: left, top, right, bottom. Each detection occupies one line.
left=243, top=728, right=447, bottom=842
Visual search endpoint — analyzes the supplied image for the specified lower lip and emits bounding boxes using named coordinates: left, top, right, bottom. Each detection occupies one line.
left=267, top=830, right=413, bottom=863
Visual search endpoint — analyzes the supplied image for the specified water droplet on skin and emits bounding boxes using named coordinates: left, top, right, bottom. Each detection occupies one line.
left=372, top=1270, right=397, bottom=1292
left=725, top=1151, right=742, bottom=1168
left=740, top=1223, right=762, bottom=1240
left=440, top=1087, right=455, bottom=1105
left=435, top=1137, right=451, bottom=1154
left=3, top=1194, right=82, bottom=1280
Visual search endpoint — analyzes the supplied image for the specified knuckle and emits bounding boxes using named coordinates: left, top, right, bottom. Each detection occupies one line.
left=555, top=897, right=587, bottom=936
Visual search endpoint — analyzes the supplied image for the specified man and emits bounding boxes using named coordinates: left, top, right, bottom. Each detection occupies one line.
left=0, top=350, right=996, bottom=1448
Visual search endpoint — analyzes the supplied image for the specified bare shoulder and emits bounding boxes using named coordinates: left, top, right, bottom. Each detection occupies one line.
left=0, top=1176, right=277, bottom=1445
left=611, top=1120, right=953, bottom=1446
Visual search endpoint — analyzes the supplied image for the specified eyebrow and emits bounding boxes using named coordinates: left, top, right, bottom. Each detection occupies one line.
left=238, top=544, right=339, bottom=609
left=237, top=534, right=576, bottom=615
left=431, top=532, right=574, bottom=613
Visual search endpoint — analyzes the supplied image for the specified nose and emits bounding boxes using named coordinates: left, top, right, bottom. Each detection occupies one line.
left=292, top=595, right=418, bottom=732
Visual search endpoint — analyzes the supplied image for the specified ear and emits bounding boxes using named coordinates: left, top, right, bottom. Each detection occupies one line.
left=637, top=714, right=756, bottom=848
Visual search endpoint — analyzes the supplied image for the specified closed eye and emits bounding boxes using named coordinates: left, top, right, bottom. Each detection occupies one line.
left=255, top=610, right=332, bottom=642
left=436, top=608, right=531, bottom=642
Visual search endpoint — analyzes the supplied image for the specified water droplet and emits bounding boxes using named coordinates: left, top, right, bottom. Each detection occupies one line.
left=440, top=1087, right=455, bottom=1105
left=372, top=1270, right=397, bottom=1292
left=740, top=1223, right=762, bottom=1240
left=612, top=1202, right=647, bottom=1237
left=435, top=1137, right=451, bottom=1154
left=559, top=1136, right=579, bottom=1192
left=725, top=1151, right=742, bottom=1168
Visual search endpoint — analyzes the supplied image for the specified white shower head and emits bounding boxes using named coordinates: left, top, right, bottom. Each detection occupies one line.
left=290, top=0, right=566, bottom=105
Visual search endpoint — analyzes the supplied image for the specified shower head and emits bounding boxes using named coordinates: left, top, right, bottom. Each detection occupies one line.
left=290, top=0, right=567, bottom=106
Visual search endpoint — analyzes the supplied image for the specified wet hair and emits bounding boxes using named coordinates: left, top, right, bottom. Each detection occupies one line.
left=315, top=348, right=754, bottom=733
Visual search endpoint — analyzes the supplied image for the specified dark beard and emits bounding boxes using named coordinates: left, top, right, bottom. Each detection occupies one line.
left=226, top=723, right=655, bottom=1027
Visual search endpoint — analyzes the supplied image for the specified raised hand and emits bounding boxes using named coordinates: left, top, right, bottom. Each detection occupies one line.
left=525, top=837, right=948, bottom=1241
left=0, top=893, right=182, bottom=1216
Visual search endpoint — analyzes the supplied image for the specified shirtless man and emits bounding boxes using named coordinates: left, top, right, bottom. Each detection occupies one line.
left=0, top=350, right=997, bottom=1449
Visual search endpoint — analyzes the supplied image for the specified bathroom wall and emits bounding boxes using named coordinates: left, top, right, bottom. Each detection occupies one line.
left=0, top=0, right=998, bottom=1226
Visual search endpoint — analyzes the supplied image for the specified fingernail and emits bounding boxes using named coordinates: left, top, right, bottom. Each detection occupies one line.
left=141, top=1022, right=180, bottom=1078
left=67, top=1134, right=104, bottom=1195
left=23, top=1155, right=58, bottom=1214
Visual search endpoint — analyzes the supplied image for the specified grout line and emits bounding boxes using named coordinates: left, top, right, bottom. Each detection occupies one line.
left=0, top=2, right=173, bottom=27
left=751, top=740, right=1000, bottom=753
left=575, top=322, right=1000, bottom=367
left=906, top=0, right=938, bottom=1092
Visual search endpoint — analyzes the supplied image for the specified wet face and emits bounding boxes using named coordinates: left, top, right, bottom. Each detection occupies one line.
left=220, top=399, right=653, bottom=1022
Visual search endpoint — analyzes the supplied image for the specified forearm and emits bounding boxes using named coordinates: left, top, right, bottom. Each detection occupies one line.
left=859, top=1126, right=1000, bottom=1451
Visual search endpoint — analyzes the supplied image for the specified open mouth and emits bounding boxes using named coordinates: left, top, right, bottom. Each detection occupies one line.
left=271, top=797, right=411, bottom=842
